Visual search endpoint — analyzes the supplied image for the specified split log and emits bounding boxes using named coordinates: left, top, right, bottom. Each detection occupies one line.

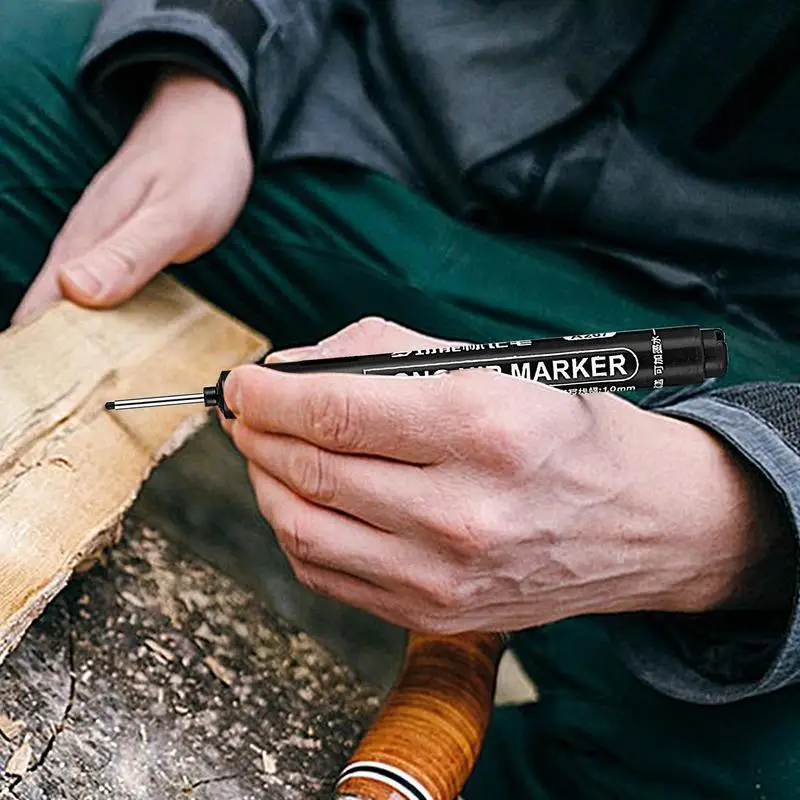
left=0, top=276, right=267, bottom=663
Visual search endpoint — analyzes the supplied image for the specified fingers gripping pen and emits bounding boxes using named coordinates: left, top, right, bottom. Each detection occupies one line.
left=104, top=324, right=727, bottom=800
left=106, top=325, right=728, bottom=417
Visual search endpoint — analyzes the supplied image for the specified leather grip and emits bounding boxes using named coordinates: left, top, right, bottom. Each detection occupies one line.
left=333, top=631, right=506, bottom=800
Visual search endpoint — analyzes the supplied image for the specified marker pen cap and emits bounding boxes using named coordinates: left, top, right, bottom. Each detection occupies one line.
left=700, top=328, right=727, bottom=378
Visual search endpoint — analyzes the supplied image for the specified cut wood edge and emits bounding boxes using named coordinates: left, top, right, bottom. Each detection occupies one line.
left=0, top=276, right=268, bottom=665
left=0, top=410, right=210, bottom=664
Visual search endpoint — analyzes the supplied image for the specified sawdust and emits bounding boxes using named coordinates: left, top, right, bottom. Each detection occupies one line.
left=261, top=752, right=277, bottom=775
left=0, top=523, right=381, bottom=798
left=143, top=639, right=176, bottom=663
left=202, top=655, right=235, bottom=687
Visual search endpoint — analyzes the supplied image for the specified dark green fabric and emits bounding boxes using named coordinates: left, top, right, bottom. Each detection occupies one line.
left=3, top=3, right=800, bottom=798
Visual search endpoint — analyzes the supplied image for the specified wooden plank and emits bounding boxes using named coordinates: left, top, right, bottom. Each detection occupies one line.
left=0, top=276, right=268, bottom=664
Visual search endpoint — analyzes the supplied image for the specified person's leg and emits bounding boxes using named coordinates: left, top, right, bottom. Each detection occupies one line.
left=0, top=0, right=122, bottom=317
left=4, top=4, right=800, bottom=799
left=0, top=0, right=722, bottom=348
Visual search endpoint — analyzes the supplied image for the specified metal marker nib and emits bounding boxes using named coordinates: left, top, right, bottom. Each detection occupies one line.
left=103, top=391, right=207, bottom=412
left=104, top=371, right=233, bottom=418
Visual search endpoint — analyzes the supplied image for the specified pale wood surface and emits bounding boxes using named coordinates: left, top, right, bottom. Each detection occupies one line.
left=0, top=276, right=267, bottom=663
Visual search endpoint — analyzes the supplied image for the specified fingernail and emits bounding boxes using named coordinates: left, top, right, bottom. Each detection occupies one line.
left=61, top=265, right=104, bottom=298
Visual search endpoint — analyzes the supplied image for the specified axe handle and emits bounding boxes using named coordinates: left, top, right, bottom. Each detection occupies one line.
left=333, top=631, right=507, bottom=800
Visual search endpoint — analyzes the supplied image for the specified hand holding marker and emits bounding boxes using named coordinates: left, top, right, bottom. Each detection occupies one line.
left=104, top=325, right=727, bottom=417
left=103, top=323, right=727, bottom=800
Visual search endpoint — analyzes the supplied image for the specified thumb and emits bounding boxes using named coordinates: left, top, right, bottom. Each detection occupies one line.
left=57, top=206, right=185, bottom=308
left=266, top=317, right=466, bottom=362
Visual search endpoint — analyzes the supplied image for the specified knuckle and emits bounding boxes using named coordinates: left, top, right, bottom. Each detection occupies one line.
left=419, top=500, right=495, bottom=567
left=230, top=419, right=252, bottom=452
left=287, top=446, right=338, bottom=504
left=320, top=317, right=391, bottom=353
left=478, top=409, right=521, bottom=459
left=291, top=561, right=324, bottom=596
left=450, top=501, right=496, bottom=563
left=236, top=374, right=261, bottom=424
left=104, top=238, right=141, bottom=279
left=456, top=393, right=529, bottom=471
left=417, top=572, right=467, bottom=612
left=304, top=390, right=363, bottom=451
left=353, top=316, right=391, bottom=337
left=272, top=507, right=314, bottom=564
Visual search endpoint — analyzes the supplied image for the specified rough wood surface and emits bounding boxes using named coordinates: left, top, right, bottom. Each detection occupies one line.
left=0, top=276, right=267, bottom=663
left=0, top=522, right=381, bottom=799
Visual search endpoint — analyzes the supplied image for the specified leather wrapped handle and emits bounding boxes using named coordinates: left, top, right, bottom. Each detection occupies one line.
left=333, top=631, right=507, bottom=800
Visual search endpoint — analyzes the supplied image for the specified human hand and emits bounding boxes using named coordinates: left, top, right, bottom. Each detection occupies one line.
left=12, top=68, right=253, bottom=324
left=223, top=318, right=787, bottom=634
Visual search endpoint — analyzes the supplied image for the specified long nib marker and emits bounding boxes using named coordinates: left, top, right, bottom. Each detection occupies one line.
left=103, top=325, right=727, bottom=420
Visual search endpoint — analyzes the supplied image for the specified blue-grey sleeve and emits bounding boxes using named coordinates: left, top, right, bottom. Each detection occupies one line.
left=77, top=0, right=338, bottom=161
left=609, top=380, right=800, bottom=704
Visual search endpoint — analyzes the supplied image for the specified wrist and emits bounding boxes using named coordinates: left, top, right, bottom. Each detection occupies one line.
left=584, top=396, right=795, bottom=618
left=133, top=66, right=252, bottom=171
left=152, top=65, right=245, bottom=111
left=643, top=412, right=795, bottom=615
left=146, top=66, right=249, bottom=137
left=689, top=431, right=796, bottom=613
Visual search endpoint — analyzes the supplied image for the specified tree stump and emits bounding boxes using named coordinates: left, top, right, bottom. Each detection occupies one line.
left=0, top=521, right=382, bottom=799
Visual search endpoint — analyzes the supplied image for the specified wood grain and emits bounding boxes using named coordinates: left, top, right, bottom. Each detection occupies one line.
left=0, top=276, right=267, bottom=663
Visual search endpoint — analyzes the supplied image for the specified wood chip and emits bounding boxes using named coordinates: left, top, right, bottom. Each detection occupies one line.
left=261, top=751, right=277, bottom=775
left=193, top=622, right=216, bottom=642
left=203, top=655, right=235, bottom=687
left=0, top=714, right=25, bottom=741
left=4, top=733, right=32, bottom=777
left=119, top=591, right=145, bottom=609
left=144, top=639, right=176, bottom=663
left=179, top=590, right=213, bottom=613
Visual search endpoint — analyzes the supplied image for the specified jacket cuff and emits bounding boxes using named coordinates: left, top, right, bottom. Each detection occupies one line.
left=78, top=3, right=270, bottom=159
left=610, top=388, right=800, bottom=704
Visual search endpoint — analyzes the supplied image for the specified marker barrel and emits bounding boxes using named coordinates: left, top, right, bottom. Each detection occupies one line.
left=264, top=325, right=727, bottom=395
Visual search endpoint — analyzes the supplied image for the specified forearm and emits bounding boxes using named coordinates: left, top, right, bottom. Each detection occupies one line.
left=77, top=0, right=339, bottom=161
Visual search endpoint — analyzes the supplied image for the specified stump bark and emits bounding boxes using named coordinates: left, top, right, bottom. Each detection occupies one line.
left=0, top=522, right=381, bottom=799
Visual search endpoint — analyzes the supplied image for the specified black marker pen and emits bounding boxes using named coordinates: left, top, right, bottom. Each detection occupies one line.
left=104, top=325, right=727, bottom=419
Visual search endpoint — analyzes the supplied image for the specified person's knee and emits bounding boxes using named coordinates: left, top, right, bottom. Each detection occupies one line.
left=0, top=0, right=109, bottom=325
left=0, top=0, right=102, bottom=58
